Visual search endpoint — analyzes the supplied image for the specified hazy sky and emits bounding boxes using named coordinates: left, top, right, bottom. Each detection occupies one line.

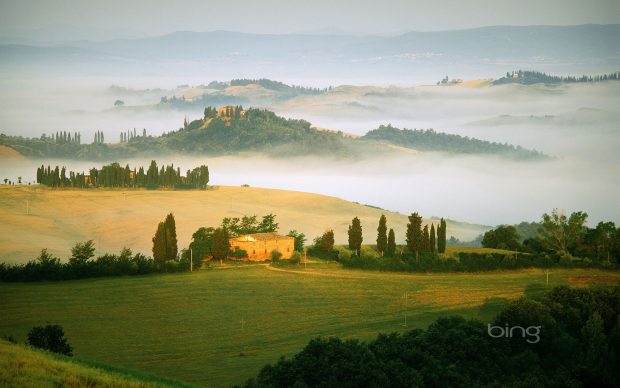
left=1, top=0, right=619, bottom=41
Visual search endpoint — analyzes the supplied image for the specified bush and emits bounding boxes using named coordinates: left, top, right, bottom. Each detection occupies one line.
left=232, top=248, right=249, bottom=259
left=27, top=324, right=73, bottom=356
left=289, top=251, right=302, bottom=264
left=360, top=246, right=380, bottom=260
left=337, top=247, right=352, bottom=261
left=271, top=250, right=282, bottom=262
left=307, top=246, right=339, bottom=261
left=162, top=259, right=179, bottom=272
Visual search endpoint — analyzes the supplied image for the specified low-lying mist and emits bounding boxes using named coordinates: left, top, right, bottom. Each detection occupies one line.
left=1, top=76, right=618, bottom=229
left=2, top=151, right=618, bottom=229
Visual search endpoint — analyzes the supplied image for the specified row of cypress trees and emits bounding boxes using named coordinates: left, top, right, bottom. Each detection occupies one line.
left=36, top=161, right=209, bottom=189
left=347, top=214, right=446, bottom=257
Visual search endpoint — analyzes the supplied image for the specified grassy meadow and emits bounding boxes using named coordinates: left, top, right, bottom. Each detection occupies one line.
left=1, top=263, right=618, bottom=387
left=0, top=340, right=197, bottom=387
left=0, top=185, right=489, bottom=264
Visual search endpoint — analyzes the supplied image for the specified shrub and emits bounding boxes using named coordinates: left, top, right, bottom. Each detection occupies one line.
left=337, top=248, right=352, bottom=261
left=290, top=251, right=302, bottom=264
left=27, top=324, right=73, bottom=356
left=360, top=246, right=380, bottom=260
left=232, top=248, right=249, bottom=259
left=162, top=259, right=179, bottom=272
left=271, top=250, right=282, bottom=262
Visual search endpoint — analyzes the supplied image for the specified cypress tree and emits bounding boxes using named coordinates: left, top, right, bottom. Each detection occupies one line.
left=438, top=218, right=447, bottom=253
left=430, top=223, right=436, bottom=254
left=146, top=160, right=158, bottom=187
left=387, top=228, right=396, bottom=257
left=422, top=225, right=430, bottom=254
left=152, top=222, right=167, bottom=261
left=406, top=212, right=423, bottom=260
left=164, top=213, right=178, bottom=260
left=376, top=214, right=388, bottom=256
left=348, top=217, right=363, bottom=255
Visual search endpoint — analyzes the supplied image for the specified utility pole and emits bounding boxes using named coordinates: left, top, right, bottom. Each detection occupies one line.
left=190, top=248, right=193, bottom=272
left=545, top=269, right=551, bottom=288
left=403, top=292, right=413, bottom=327
left=240, top=315, right=246, bottom=355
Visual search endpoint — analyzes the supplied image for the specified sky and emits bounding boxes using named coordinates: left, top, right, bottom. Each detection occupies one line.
left=1, top=0, right=619, bottom=41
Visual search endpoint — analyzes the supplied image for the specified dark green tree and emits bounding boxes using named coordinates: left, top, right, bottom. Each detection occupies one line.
left=406, top=212, right=423, bottom=259
left=152, top=222, right=167, bottom=261
left=348, top=217, right=363, bottom=255
left=211, top=227, right=230, bottom=261
left=320, top=230, right=335, bottom=250
left=287, top=230, right=306, bottom=252
left=387, top=228, right=396, bottom=257
left=164, top=213, right=178, bottom=259
left=482, top=225, right=521, bottom=251
left=430, top=223, right=436, bottom=254
left=438, top=218, right=447, bottom=253
left=27, top=324, right=73, bottom=356
left=258, top=214, right=279, bottom=232
left=146, top=160, right=158, bottom=187
left=422, top=225, right=430, bottom=254
left=69, top=240, right=95, bottom=265
left=188, top=227, right=215, bottom=260
left=539, top=209, right=587, bottom=255
left=376, top=215, right=388, bottom=256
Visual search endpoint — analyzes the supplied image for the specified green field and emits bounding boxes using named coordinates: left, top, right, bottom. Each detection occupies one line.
left=1, top=264, right=618, bottom=387
left=0, top=340, right=196, bottom=387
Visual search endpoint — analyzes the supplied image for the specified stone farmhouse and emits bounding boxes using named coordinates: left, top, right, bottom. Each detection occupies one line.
left=229, top=232, right=295, bottom=261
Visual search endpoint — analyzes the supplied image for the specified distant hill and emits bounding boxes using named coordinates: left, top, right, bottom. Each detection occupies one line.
left=0, top=340, right=195, bottom=387
left=493, top=70, right=620, bottom=85
left=362, top=125, right=547, bottom=159
left=158, top=78, right=330, bottom=109
left=2, top=25, right=618, bottom=82
left=0, top=107, right=547, bottom=160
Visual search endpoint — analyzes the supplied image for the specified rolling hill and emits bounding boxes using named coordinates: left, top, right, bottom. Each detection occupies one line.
left=0, top=340, right=195, bottom=387
left=0, top=107, right=546, bottom=160
left=0, top=185, right=489, bottom=264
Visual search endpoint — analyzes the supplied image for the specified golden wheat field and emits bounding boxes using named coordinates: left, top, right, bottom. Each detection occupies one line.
left=0, top=185, right=489, bottom=263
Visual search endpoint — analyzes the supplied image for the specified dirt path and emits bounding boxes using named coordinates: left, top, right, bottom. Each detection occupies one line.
left=264, top=264, right=371, bottom=279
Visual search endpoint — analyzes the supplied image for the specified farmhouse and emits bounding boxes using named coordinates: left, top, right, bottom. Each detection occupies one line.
left=230, top=232, right=295, bottom=261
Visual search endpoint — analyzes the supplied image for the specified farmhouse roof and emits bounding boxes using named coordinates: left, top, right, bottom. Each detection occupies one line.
left=231, top=232, right=294, bottom=242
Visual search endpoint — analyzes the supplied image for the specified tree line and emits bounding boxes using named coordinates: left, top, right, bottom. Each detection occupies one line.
left=308, top=213, right=447, bottom=261
left=363, top=124, right=546, bottom=159
left=41, top=131, right=81, bottom=144
left=36, top=160, right=209, bottom=189
left=482, top=209, right=620, bottom=265
left=0, top=242, right=191, bottom=282
left=307, top=209, right=618, bottom=272
left=241, top=285, right=620, bottom=387
left=494, top=70, right=620, bottom=85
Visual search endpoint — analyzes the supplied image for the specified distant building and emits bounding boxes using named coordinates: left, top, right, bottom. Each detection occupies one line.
left=229, top=232, right=295, bottom=261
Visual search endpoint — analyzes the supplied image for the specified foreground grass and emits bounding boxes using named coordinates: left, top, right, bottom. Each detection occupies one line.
left=0, top=340, right=196, bottom=387
left=0, top=264, right=617, bottom=387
